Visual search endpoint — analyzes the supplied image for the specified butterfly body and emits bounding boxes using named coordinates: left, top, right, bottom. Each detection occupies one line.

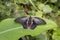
left=15, top=16, right=46, bottom=29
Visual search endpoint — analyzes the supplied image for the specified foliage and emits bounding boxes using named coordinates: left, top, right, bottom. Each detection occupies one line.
left=0, top=0, right=60, bottom=40
left=0, top=17, right=57, bottom=40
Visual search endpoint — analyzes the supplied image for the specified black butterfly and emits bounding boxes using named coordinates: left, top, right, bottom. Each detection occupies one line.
left=15, top=16, right=46, bottom=29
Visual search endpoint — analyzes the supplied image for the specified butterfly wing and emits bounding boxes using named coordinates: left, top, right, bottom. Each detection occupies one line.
left=22, top=20, right=27, bottom=29
left=30, top=20, right=37, bottom=29
left=30, top=17, right=46, bottom=29
left=33, top=17, right=46, bottom=25
left=15, top=16, right=28, bottom=23
left=15, top=16, right=28, bottom=29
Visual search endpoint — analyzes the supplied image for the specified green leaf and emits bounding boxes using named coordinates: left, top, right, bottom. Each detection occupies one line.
left=50, top=0, right=57, bottom=3
left=0, top=4, right=5, bottom=11
left=35, top=11, right=43, bottom=17
left=16, top=0, right=29, bottom=4
left=38, top=3, right=45, bottom=10
left=37, top=3, right=52, bottom=13
left=0, top=17, right=57, bottom=40
left=56, top=11, right=60, bottom=16
left=53, top=29, right=60, bottom=40
left=43, top=5, right=52, bottom=13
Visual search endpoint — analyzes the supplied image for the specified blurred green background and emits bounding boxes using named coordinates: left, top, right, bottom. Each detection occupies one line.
left=0, top=0, right=60, bottom=40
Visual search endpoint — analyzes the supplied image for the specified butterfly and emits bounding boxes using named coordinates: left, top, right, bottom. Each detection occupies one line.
left=15, top=16, right=46, bottom=29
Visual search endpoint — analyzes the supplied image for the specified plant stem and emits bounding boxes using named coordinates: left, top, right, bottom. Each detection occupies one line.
left=29, top=0, right=39, bottom=11
left=44, top=0, right=48, bottom=4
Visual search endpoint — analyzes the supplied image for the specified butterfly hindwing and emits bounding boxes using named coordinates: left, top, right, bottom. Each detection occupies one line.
left=30, top=20, right=37, bottom=29
left=22, top=20, right=27, bottom=29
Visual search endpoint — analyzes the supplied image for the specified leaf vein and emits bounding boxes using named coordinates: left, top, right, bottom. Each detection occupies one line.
left=0, top=27, right=22, bottom=34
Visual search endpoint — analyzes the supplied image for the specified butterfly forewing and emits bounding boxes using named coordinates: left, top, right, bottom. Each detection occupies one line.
left=33, top=17, right=46, bottom=25
left=15, top=16, right=28, bottom=23
left=15, top=16, right=28, bottom=29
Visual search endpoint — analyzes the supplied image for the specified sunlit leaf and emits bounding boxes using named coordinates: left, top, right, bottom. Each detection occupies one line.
left=43, top=5, right=52, bottom=13
left=56, top=11, right=60, bottom=16
left=16, top=0, right=29, bottom=4
left=50, top=0, right=57, bottom=3
left=38, top=3, right=45, bottom=10
left=35, top=11, right=43, bottom=17
left=53, top=29, right=60, bottom=40
left=0, top=17, right=57, bottom=40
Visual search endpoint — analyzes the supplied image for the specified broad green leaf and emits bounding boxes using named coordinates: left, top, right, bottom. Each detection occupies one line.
left=37, top=3, right=52, bottom=13
left=53, top=29, right=60, bottom=40
left=35, top=11, right=43, bottom=17
left=37, top=3, right=45, bottom=10
left=16, top=0, right=29, bottom=4
left=43, top=5, right=52, bottom=13
left=50, top=0, right=57, bottom=3
left=56, top=11, right=60, bottom=16
left=0, top=4, right=5, bottom=11
left=0, top=17, right=57, bottom=40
